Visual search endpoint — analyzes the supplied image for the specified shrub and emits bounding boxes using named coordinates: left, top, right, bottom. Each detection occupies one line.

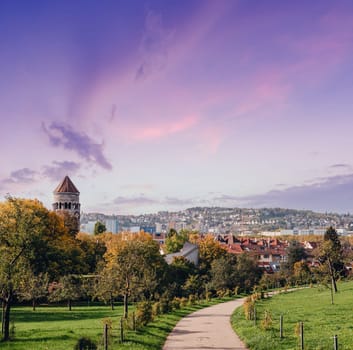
left=188, top=294, right=196, bottom=306
left=243, top=296, right=255, bottom=320
left=136, top=301, right=153, bottom=326
left=74, top=337, right=97, bottom=350
left=180, top=297, right=188, bottom=307
left=261, top=310, right=273, bottom=330
left=152, top=301, right=161, bottom=317
left=216, top=289, right=225, bottom=298
left=171, top=297, right=181, bottom=310
left=159, top=298, right=171, bottom=314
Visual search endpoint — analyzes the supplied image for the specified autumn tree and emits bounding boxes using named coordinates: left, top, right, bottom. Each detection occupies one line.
left=317, top=227, right=344, bottom=293
left=17, top=271, right=49, bottom=311
left=0, top=197, right=84, bottom=340
left=103, top=232, right=167, bottom=318
left=190, top=234, right=227, bottom=273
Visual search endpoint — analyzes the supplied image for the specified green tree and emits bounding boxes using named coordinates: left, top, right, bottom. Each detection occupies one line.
left=210, top=254, right=237, bottom=291
left=94, top=221, right=106, bottom=235
left=283, top=240, right=307, bottom=273
left=167, top=256, right=197, bottom=297
left=49, top=274, right=82, bottom=311
left=165, top=229, right=188, bottom=253
left=234, top=253, right=262, bottom=293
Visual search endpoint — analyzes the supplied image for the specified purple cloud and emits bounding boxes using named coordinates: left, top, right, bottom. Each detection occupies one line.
left=2, top=168, right=38, bottom=184
left=42, top=161, right=81, bottom=181
left=42, top=122, right=112, bottom=170
left=214, top=174, right=353, bottom=213
left=329, top=164, right=351, bottom=169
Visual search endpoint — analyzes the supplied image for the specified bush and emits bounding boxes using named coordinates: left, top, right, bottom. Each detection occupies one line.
left=159, top=298, right=171, bottom=314
left=188, top=294, right=196, bottom=306
left=135, top=301, right=153, bottom=326
left=261, top=310, right=273, bottom=330
left=180, top=297, right=188, bottom=307
left=243, top=296, right=255, bottom=320
left=171, top=297, right=181, bottom=310
left=152, top=301, right=161, bottom=317
left=217, top=289, right=225, bottom=298
left=74, top=337, right=97, bottom=350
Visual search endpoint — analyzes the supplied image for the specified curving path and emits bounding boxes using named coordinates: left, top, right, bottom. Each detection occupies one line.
left=163, top=298, right=248, bottom=350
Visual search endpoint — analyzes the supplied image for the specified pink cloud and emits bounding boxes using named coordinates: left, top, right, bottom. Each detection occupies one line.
left=126, top=114, right=199, bottom=141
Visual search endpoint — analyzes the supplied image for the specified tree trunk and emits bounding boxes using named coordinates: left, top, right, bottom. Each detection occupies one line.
left=1, top=301, right=5, bottom=335
left=32, top=298, right=36, bottom=311
left=3, top=295, right=12, bottom=341
left=123, top=293, right=128, bottom=319
left=328, top=258, right=338, bottom=293
left=110, top=293, right=114, bottom=311
left=68, top=299, right=72, bottom=311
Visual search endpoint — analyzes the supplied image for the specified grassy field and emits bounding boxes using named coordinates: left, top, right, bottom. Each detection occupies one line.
left=232, top=281, right=353, bottom=350
left=1, top=298, right=231, bottom=350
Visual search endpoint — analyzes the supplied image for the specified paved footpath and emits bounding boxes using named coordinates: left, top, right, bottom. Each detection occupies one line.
left=163, top=298, right=248, bottom=350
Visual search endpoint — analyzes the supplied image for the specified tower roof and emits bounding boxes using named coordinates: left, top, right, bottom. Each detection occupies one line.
left=54, top=176, right=79, bottom=193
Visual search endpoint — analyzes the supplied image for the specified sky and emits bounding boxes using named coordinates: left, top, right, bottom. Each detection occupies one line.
left=1, top=0, right=353, bottom=215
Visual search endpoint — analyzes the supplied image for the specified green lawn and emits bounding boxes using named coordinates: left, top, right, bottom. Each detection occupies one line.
left=1, top=298, right=231, bottom=349
left=232, top=282, right=353, bottom=350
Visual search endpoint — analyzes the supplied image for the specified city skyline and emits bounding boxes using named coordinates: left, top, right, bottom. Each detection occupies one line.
left=1, top=1, right=353, bottom=214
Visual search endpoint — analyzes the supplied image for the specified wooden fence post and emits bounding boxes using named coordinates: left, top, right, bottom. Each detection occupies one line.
left=103, top=323, right=108, bottom=350
left=279, top=314, right=283, bottom=339
left=333, top=335, right=338, bottom=350
left=300, top=322, right=304, bottom=350
left=120, top=317, right=124, bottom=343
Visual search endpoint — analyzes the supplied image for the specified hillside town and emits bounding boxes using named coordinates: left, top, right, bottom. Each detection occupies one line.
left=81, top=206, right=353, bottom=237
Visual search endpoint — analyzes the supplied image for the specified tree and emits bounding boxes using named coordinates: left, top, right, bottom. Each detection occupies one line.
left=210, top=254, right=237, bottom=291
left=0, top=197, right=83, bottom=340
left=49, top=275, right=82, bottom=311
left=283, top=240, right=307, bottom=273
left=317, top=227, right=344, bottom=293
left=94, top=221, right=106, bottom=235
left=165, top=229, right=189, bottom=253
left=190, top=234, right=227, bottom=273
left=293, top=261, right=311, bottom=285
left=103, top=232, right=167, bottom=318
left=17, top=271, right=49, bottom=311
left=167, top=256, right=197, bottom=297
left=76, top=232, right=106, bottom=273
left=233, top=254, right=262, bottom=293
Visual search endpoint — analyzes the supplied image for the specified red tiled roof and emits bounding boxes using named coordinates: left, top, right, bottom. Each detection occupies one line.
left=54, top=176, right=79, bottom=193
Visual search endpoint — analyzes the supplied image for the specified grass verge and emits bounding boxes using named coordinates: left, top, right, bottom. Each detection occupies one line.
left=231, top=281, right=353, bottom=350
left=1, top=297, right=234, bottom=349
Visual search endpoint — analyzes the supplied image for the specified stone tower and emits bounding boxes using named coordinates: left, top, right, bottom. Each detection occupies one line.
left=52, top=176, right=80, bottom=230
